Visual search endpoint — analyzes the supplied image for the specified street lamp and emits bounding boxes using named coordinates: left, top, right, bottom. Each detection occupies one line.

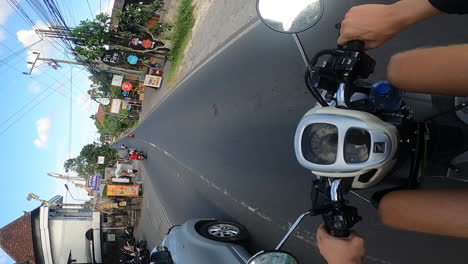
left=64, top=184, right=88, bottom=202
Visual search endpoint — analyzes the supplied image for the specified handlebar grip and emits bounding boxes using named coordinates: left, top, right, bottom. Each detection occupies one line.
left=344, top=40, right=365, bottom=51
left=331, top=229, right=350, bottom=238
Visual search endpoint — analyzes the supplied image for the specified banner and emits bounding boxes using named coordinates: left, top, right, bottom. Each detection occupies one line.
left=87, top=175, right=101, bottom=191
left=143, top=75, right=163, bottom=88
left=106, top=185, right=140, bottom=197
left=110, top=99, right=122, bottom=114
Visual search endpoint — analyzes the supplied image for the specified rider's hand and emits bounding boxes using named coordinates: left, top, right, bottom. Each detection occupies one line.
left=338, top=4, right=405, bottom=49
left=316, top=224, right=366, bottom=264
left=338, top=1, right=442, bottom=49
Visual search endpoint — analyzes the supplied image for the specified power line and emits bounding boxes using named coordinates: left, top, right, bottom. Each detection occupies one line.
left=0, top=67, right=86, bottom=136
left=0, top=67, right=73, bottom=129
left=0, top=42, right=69, bottom=97
left=85, top=0, right=94, bottom=17
left=0, top=90, right=56, bottom=136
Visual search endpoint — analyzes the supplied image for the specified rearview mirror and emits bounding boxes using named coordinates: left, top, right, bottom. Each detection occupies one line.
left=257, top=0, right=323, bottom=33
left=248, top=250, right=299, bottom=264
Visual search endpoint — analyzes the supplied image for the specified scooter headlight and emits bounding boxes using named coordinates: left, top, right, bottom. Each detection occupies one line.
left=294, top=107, right=398, bottom=180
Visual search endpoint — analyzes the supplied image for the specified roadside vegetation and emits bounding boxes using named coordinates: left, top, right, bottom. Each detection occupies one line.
left=167, top=0, right=195, bottom=85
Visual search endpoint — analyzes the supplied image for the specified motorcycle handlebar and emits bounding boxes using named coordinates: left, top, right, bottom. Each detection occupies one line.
left=331, top=229, right=350, bottom=238
left=343, top=40, right=365, bottom=51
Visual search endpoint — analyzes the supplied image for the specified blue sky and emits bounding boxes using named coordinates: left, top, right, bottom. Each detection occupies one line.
left=0, top=0, right=115, bottom=263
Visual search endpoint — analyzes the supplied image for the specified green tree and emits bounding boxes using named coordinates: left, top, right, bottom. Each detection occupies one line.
left=117, top=1, right=164, bottom=32
left=64, top=143, right=118, bottom=178
left=72, top=13, right=114, bottom=61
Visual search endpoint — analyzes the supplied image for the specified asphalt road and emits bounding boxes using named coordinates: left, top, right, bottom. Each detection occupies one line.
left=122, top=1, right=468, bottom=263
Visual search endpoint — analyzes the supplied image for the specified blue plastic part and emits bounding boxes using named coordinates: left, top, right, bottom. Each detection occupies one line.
left=127, top=55, right=138, bottom=65
left=375, top=81, right=391, bottom=95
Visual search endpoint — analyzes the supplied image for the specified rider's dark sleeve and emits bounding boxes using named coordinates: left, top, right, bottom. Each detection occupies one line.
left=428, top=0, right=468, bottom=14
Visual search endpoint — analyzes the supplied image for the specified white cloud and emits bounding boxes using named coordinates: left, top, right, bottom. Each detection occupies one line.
left=34, top=117, right=52, bottom=148
left=28, top=81, right=42, bottom=93
left=17, top=22, right=59, bottom=73
left=77, top=91, right=94, bottom=113
left=0, top=1, right=14, bottom=41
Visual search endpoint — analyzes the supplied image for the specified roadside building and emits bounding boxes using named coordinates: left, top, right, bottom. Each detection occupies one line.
left=0, top=196, right=103, bottom=264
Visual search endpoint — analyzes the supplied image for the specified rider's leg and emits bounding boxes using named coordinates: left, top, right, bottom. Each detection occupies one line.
left=379, top=189, right=468, bottom=238
left=387, top=44, right=468, bottom=96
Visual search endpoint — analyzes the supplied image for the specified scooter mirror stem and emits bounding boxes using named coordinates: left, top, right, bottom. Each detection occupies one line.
left=275, top=211, right=312, bottom=250
left=293, top=33, right=312, bottom=70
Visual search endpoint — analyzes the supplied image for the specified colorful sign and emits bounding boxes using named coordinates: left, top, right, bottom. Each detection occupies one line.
left=87, top=175, right=101, bottom=191
left=122, top=82, right=133, bottom=91
left=106, top=185, right=140, bottom=197
left=143, top=75, right=163, bottom=88
left=110, top=99, right=122, bottom=114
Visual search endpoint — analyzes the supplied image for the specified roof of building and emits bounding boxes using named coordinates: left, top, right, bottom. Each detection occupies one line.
left=0, top=212, right=36, bottom=264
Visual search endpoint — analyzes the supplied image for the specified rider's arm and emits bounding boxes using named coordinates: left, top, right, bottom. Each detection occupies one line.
left=316, top=224, right=366, bottom=264
left=338, top=0, right=442, bottom=49
left=379, top=189, right=468, bottom=238
left=429, top=0, right=468, bottom=14
left=387, top=44, right=468, bottom=96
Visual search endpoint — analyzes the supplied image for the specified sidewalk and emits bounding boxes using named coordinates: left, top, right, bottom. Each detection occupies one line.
left=138, top=0, right=257, bottom=122
left=133, top=163, right=172, bottom=248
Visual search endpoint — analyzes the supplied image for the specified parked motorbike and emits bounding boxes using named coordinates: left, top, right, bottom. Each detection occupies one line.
left=120, top=237, right=150, bottom=264
left=249, top=0, right=468, bottom=263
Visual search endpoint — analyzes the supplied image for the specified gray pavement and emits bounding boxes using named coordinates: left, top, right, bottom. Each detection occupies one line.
left=178, top=0, right=257, bottom=80
left=134, top=162, right=171, bottom=248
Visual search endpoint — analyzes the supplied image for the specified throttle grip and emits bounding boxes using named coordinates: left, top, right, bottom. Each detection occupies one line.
left=344, top=40, right=365, bottom=51
left=331, top=229, right=350, bottom=238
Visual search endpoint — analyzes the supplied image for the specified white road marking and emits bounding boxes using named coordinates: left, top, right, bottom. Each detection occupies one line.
left=140, top=164, right=172, bottom=226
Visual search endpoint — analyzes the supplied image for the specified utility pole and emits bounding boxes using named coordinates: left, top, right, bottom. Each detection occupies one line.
left=26, top=52, right=143, bottom=77
left=47, top=172, right=94, bottom=196
left=27, top=193, right=88, bottom=207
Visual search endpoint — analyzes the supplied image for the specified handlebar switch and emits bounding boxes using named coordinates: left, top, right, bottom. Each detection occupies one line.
left=322, top=204, right=361, bottom=238
left=335, top=51, right=375, bottom=80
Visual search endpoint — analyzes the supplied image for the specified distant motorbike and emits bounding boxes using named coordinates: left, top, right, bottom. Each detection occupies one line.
left=127, top=133, right=135, bottom=138
left=128, top=150, right=146, bottom=160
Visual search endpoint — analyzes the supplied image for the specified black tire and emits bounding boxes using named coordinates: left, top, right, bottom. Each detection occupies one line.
left=198, top=221, right=249, bottom=243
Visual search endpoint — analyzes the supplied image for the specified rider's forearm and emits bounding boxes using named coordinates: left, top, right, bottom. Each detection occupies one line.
left=393, top=0, right=442, bottom=29
left=387, top=44, right=468, bottom=96
left=379, top=189, right=468, bottom=238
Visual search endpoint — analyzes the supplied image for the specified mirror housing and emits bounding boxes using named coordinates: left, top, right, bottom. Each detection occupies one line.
left=247, top=250, right=299, bottom=264
left=149, top=250, right=173, bottom=264
left=256, top=0, right=323, bottom=33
